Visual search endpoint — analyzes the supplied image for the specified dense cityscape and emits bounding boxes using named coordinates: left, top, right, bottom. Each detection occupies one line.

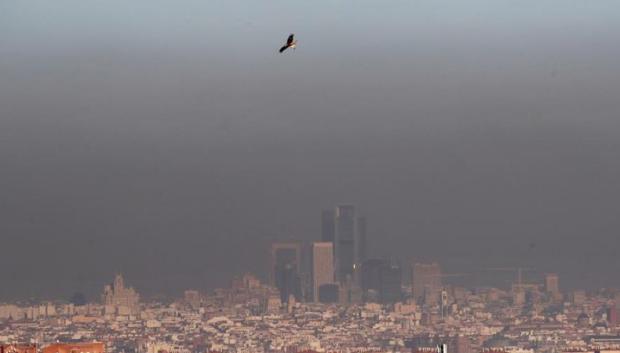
left=2, top=205, right=620, bottom=353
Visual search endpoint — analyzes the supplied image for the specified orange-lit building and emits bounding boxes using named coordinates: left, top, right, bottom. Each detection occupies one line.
left=0, top=344, right=37, bottom=353
left=43, top=343, right=104, bottom=353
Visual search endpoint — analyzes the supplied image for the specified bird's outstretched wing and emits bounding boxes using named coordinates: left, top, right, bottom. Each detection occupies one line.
left=279, top=45, right=289, bottom=53
left=287, top=34, right=295, bottom=46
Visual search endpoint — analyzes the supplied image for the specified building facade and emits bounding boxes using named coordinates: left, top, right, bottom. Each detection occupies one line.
left=331, top=205, right=367, bottom=284
left=102, top=274, right=140, bottom=315
left=312, top=242, right=335, bottom=302
left=412, top=262, right=442, bottom=305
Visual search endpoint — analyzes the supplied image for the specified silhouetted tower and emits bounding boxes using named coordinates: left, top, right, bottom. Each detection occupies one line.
left=270, top=242, right=302, bottom=303
left=321, top=210, right=336, bottom=243
left=356, top=216, right=367, bottom=266
left=335, top=205, right=356, bottom=282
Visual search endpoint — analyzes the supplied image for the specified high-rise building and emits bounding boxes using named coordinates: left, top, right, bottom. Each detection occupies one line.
left=335, top=205, right=356, bottom=281
left=102, top=274, right=140, bottom=315
left=544, top=273, right=561, bottom=300
left=361, top=259, right=384, bottom=302
left=321, top=210, right=336, bottom=243
left=331, top=204, right=367, bottom=283
left=312, top=242, right=335, bottom=302
left=380, top=261, right=402, bottom=303
left=270, top=241, right=302, bottom=303
left=356, top=216, right=367, bottom=266
left=361, top=258, right=402, bottom=303
left=412, top=262, right=442, bottom=305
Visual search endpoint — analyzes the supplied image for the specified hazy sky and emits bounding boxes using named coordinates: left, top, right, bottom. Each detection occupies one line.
left=1, top=0, right=620, bottom=300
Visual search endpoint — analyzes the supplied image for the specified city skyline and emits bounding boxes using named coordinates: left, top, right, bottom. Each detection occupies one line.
left=0, top=215, right=599, bottom=305
left=0, top=204, right=617, bottom=301
left=3, top=0, right=620, bottom=352
left=2, top=0, right=620, bottom=301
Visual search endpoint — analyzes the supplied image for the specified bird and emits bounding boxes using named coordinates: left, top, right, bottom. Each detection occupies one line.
left=279, top=34, right=297, bottom=53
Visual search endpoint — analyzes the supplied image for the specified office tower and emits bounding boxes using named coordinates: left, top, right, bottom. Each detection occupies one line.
left=357, top=216, right=367, bottom=266
left=544, top=273, right=561, bottom=301
left=102, top=274, right=140, bottom=315
left=312, top=242, right=335, bottom=302
left=361, top=259, right=384, bottom=301
left=361, top=259, right=402, bottom=303
left=412, top=262, right=442, bottom=305
left=335, top=205, right=356, bottom=281
left=321, top=210, right=336, bottom=243
left=380, top=261, right=402, bottom=303
left=270, top=241, right=302, bottom=303
left=324, top=204, right=368, bottom=284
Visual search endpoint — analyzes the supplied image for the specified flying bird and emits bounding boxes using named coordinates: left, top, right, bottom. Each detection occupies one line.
left=279, top=34, right=297, bottom=53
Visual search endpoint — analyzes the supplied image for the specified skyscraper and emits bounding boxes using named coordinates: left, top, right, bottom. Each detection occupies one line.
left=335, top=205, right=356, bottom=282
left=270, top=242, right=302, bottom=303
left=544, top=273, right=561, bottom=301
left=412, top=262, right=442, bottom=305
left=321, top=210, right=336, bottom=243
left=312, top=242, right=334, bottom=302
left=332, top=204, right=367, bottom=283
left=356, top=216, right=367, bottom=266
